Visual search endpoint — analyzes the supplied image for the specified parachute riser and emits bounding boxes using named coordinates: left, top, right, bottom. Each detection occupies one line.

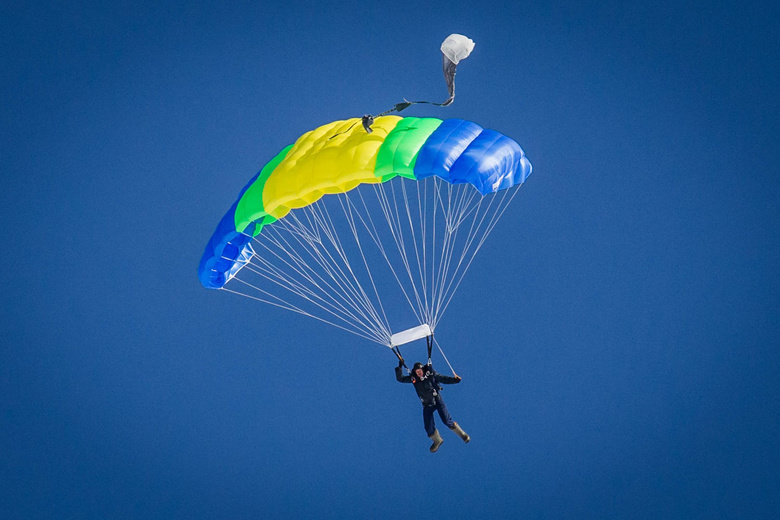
left=387, top=324, right=456, bottom=376
left=389, top=323, right=433, bottom=373
left=391, top=345, right=410, bottom=373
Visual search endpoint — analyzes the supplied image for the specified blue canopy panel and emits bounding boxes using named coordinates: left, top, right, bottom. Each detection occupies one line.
left=413, top=119, right=532, bottom=194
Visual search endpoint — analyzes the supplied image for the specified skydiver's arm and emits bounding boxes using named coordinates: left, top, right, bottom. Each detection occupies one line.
left=395, top=366, right=412, bottom=383
left=433, top=371, right=461, bottom=385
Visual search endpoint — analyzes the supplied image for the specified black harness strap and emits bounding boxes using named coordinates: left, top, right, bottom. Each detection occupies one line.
left=392, top=346, right=409, bottom=372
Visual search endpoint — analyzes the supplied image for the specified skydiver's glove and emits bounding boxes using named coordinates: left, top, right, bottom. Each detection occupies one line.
left=454, top=375, right=462, bottom=382
left=398, top=357, right=405, bottom=368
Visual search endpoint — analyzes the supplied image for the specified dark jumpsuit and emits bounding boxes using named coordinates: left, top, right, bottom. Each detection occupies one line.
left=395, top=365, right=460, bottom=436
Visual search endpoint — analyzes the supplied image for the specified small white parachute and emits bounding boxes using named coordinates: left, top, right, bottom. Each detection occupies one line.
left=440, top=34, right=476, bottom=106
left=441, top=33, right=475, bottom=65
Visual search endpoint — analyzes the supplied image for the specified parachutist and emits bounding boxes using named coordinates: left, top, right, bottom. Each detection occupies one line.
left=395, top=361, right=469, bottom=452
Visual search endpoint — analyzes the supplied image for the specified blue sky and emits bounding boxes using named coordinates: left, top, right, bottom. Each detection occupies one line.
left=2, top=1, right=779, bottom=518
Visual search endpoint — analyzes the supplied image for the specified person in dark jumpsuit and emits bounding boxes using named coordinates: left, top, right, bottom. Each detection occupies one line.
left=395, top=359, right=471, bottom=452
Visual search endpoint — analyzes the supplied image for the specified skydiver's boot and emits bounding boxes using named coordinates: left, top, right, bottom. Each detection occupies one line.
left=450, top=422, right=471, bottom=443
left=428, top=429, right=444, bottom=453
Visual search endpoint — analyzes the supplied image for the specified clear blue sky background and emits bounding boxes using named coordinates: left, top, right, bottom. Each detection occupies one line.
left=2, top=1, right=779, bottom=518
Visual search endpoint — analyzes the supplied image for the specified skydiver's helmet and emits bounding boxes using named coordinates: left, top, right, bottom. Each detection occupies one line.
left=412, top=362, right=425, bottom=373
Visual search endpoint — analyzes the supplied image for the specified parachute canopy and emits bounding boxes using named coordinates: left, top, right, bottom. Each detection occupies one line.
left=197, top=34, right=532, bottom=347
left=198, top=116, right=531, bottom=293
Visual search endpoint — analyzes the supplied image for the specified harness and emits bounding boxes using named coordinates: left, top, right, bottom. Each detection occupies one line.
left=411, top=366, right=442, bottom=406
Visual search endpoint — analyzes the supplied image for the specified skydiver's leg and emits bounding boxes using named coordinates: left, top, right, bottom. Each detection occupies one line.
left=423, top=405, right=443, bottom=452
left=435, top=400, right=455, bottom=429
left=423, top=405, right=436, bottom=436
left=437, top=400, right=469, bottom=442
